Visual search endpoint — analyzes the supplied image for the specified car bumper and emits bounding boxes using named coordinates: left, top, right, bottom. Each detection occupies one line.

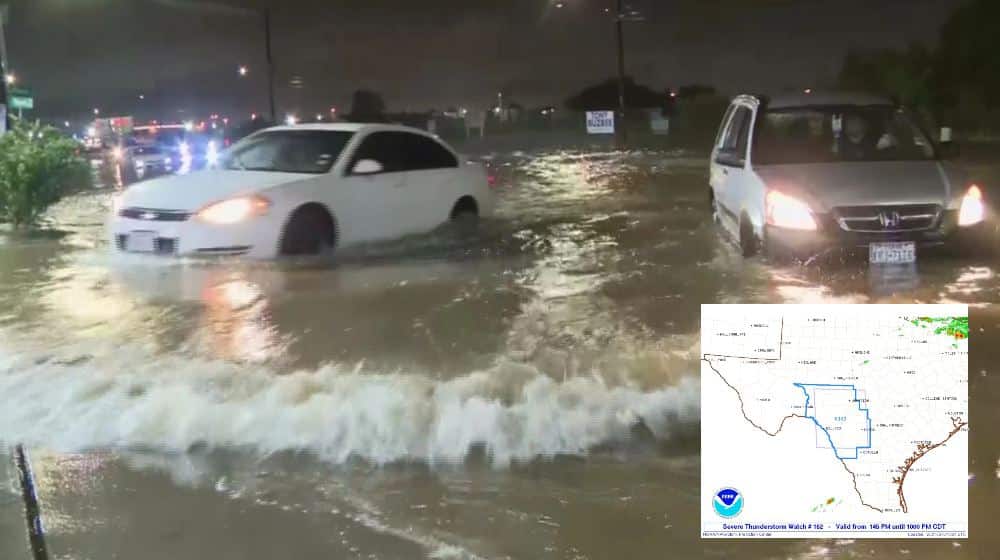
left=765, top=211, right=994, bottom=258
left=109, top=213, right=283, bottom=259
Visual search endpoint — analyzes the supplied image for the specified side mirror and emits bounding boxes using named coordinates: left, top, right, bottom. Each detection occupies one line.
left=939, top=141, right=960, bottom=160
left=352, top=159, right=384, bottom=175
left=714, top=151, right=745, bottom=168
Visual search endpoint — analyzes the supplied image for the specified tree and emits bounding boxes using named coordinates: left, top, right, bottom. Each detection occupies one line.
left=0, top=120, right=91, bottom=229
left=937, top=0, right=1000, bottom=109
left=347, top=90, right=388, bottom=122
left=565, top=77, right=664, bottom=111
left=837, top=45, right=935, bottom=112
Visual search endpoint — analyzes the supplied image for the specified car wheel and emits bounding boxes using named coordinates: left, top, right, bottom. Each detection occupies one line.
left=739, top=214, right=760, bottom=258
left=280, top=204, right=336, bottom=256
left=450, top=197, right=479, bottom=230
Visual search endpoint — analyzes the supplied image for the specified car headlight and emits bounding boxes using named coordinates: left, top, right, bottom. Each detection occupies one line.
left=206, top=141, right=219, bottom=166
left=196, top=195, right=270, bottom=225
left=958, top=185, right=985, bottom=227
left=765, top=190, right=817, bottom=230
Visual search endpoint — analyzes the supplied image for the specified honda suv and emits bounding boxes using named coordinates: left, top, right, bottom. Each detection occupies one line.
left=709, top=92, right=990, bottom=263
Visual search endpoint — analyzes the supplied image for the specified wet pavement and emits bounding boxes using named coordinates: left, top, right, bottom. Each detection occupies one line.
left=1, top=148, right=999, bottom=559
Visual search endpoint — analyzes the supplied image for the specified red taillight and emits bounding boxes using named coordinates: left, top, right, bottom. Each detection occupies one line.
left=487, top=173, right=498, bottom=187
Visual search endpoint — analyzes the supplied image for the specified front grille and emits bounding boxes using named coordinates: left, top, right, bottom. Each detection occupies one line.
left=119, top=207, right=191, bottom=222
left=833, top=204, right=941, bottom=233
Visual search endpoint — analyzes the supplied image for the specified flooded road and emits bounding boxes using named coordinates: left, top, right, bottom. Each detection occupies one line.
left=1, top=149, right=998, bottom=559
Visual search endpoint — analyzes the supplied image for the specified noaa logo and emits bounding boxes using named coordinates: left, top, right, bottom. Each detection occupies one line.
left=712, top=487, right=744, bottom=518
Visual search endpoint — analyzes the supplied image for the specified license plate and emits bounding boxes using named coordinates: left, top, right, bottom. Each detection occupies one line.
left=127, top=231, right=157, bottom=253
left=869, top=241, right=916, bottom=264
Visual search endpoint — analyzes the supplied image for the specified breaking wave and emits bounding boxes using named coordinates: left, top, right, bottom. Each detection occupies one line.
left=0, top=339, right=699, bottom=466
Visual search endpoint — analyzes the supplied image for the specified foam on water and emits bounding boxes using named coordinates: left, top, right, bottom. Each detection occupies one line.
left=0, top=336, right=699, bottom=466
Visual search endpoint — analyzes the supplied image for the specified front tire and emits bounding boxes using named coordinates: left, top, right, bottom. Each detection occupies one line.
left=739, top=214, right=760, bottom=258
left=279, top=205, right=336, bottom=256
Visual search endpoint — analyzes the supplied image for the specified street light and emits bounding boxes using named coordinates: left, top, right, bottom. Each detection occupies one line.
left=93, top=108, right=100, bottom=116
left=238, top=65, right=248, bottom=77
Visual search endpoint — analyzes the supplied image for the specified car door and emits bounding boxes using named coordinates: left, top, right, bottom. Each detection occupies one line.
left=710, top=104, right=754, bottom=234
left=393, top=132, right=461, bottom=231
left=339, top=131, right=415, bottom=243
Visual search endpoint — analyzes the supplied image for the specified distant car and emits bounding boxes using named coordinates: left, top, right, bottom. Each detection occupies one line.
left=709, top=92, right=991, bottom=263
left=115, top=144, right=174, bottom=180
left=110, top=123, right=494, bottom=258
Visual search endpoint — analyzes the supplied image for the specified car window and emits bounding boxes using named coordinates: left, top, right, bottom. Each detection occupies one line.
left=221, top=130, right=354, bottom=174
left=350, top=132, right=408, bottom=174
left=722, top=107, right=751, bottom=155
left=397, top=133, right=459, bottom=170
left=753, top=106, right=936, bottom=165
left=715, top=105, right=736, bottom=149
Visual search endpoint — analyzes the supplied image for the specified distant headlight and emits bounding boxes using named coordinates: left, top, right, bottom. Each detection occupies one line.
left=958, top=185, right=985, bottom=227
left=765, top=190, right=817, bottom=231
left=206, top=141, right=219, bottom=166
left=196, top=195, right=270, bottom=225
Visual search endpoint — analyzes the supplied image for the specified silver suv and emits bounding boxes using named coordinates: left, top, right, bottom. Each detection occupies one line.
left=709, top=92, right=989, bottom=263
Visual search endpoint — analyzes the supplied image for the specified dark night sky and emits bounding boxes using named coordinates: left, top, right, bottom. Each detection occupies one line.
left=5, top=0, right=964, bottom=123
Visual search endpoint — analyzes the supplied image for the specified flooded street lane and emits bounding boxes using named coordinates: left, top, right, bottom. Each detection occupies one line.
left=2, top=149, right=999, bottom=559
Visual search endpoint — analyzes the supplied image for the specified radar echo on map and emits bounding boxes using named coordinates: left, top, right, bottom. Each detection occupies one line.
left=700, top=304, right=968, bottom=539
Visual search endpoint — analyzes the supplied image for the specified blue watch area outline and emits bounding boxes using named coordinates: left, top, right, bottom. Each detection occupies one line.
left=793, top=383, right=872, bottom=460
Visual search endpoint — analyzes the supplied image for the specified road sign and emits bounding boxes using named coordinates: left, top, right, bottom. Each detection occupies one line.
left=586, top=110, right=615, bottom=134
left=9, top=95, right=31, bottom=110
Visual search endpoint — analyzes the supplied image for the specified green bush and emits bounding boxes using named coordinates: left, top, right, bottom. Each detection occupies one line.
left=0, top=119, right=91, bottom=229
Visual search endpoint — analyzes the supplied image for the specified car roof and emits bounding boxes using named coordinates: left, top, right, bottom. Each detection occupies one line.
left=263, top=122, right=435, bottom=136
left=756, top=91, right=895, bottom=110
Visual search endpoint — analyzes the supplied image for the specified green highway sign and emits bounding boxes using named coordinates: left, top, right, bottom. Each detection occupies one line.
left=10, top=95, right=32, bottom=110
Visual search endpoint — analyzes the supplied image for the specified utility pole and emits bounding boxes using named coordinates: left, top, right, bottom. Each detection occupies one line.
left=15, top=445, right=50, bottom=560
left=0, top=4, right=10, bottom=133
left=262, top=7, right=276, bottom=122
left=615, top=0, right=627, bottom=147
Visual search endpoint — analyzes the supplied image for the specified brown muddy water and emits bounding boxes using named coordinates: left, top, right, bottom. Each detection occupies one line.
left=1, top=149, right=999, bottom=559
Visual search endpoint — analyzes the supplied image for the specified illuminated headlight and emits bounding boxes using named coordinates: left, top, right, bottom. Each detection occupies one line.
left=206, top=141, right=219, bottom=166
left=179, top=142, right=192, bottom=161
left=196, top=195, right=270, bottom=225
left=958, top=185, right=985, bottom=227
left=765, top=190, right=817, bottom=231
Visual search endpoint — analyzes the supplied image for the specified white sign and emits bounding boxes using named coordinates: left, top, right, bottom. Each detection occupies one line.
left=586, top=111, right=615, bottom=134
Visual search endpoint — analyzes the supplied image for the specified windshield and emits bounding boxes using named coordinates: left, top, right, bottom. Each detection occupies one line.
left=753, top=106, right=936, bottom=165
left=220, top=130, right=354, bottom=174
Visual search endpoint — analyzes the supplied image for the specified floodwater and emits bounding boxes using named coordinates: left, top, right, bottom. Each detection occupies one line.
left=1, top=149, right=998, bottom=559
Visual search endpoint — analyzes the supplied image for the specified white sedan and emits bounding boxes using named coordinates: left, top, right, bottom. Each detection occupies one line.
left=110, top=123, right=494, bottom=258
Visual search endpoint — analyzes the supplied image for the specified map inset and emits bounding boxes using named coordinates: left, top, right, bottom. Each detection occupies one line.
left=701, top=304, right=968, bottom=539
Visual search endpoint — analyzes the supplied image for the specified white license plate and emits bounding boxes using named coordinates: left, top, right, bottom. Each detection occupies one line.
left=869, top=241, right=916, bottom=264
left=127, top=231, right=157, bottom=253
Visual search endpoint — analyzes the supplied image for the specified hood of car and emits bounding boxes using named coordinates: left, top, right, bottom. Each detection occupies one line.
left=120, top=169, right=311, bottom=211
left=755, top=161, right=955, bottom=212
